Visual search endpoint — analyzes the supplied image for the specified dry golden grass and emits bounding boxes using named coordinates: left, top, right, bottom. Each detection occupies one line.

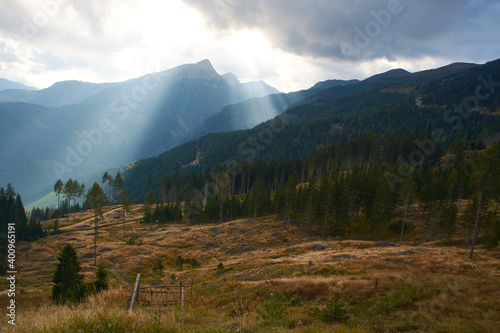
left=1, top=206, right=500, bottom=332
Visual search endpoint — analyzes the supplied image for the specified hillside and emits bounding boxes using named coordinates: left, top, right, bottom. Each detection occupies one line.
left=1, top=204, right=499, bottom=332
left=0, top=60, right=279, bottom=202
left=0, top=78, right=37, bottom=92
left=190, top=90, right=310, bottom=140
left=122, top=58, right=500, bottom=200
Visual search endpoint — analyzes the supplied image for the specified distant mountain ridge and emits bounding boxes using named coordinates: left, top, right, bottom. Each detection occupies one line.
left=405, top=62, right=478, bottom=79
left=120, top=58, right=500, bottom=201
left=0, top=59, right=278, bottom=108
left=0, top=59, right=280, bottom=202
left=0, top=78, right=37, bottom=92
left=2, top=57, right=497, bottom=204
left=0, top=80, right=124, bottom=107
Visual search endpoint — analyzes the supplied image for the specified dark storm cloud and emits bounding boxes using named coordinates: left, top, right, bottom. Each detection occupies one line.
left=182, top=0, right=500, bottom=62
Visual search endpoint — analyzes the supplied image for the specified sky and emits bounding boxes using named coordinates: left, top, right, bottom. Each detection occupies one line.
left=0, top=0, right=499, bottom=93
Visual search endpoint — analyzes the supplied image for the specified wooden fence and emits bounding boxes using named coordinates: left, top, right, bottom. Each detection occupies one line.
left=128, top=274, right=190, bottom=313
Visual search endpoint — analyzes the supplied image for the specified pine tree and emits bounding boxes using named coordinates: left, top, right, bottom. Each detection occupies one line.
left=305, top=170, right=318, bottom=233
left=54, top=179, right=64, bottom=213
left=144, top=191, right=155, bottom=231
left=102, top=172, right=109, bottom=202
left=145, top=173, right=153, bottom=196
left=171, top=169, right=181, bottom=203
left=93, top=261, right=109, bottom=293
left=71, top=179, right=80, bottom=219
left=468, top=141, right=500, bottom=258
left=120, top=189, right=131, bottom=241
left=63, top=179, right=74, bottom=221
left=160, top=174, right=169, bottom=204
left=371, top=175, right=394, bottom=238
left=113, top=172, right=124, bottom=203
left=86, top=183, right=107, bottom=266
left=15, top=194, right=29, bottom=241
left=332, top=173, right=351, bottom=236
left=107, top=173, right=114, bottom=201
left=284, top=172, right=298, bottom=236
left=80, top=183, right=86, bottom=208
left=248, top=175, right=268, bottom=222
left=152, top=259, right=164, bottom=285
left=52, top=244, right=84, bottom=303
left=399, top=179, right=416, bottom=246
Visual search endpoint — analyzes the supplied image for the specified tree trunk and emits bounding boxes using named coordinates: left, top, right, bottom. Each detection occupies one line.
left=469, top=192, right=484, bottom=259
left=399, top=192, right=410, bottom=247
left=123, top=208, right=126, bottom=241
left=94, top=208, right=98, bottom=266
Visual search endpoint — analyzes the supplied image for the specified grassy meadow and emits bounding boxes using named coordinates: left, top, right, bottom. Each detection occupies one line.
left=1, top=204, right=499, bottom=332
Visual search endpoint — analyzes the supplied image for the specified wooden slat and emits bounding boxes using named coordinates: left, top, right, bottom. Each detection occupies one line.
left=128, top=273, right=141, bottom=313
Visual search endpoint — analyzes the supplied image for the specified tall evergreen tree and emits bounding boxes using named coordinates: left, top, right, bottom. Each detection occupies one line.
left=71, top=179, right=81, bottom=219
left=86, top=183, right=107, bottom=266
left=113, top=172, right=124, bottom=203
left=102, top=171, right=109, bottom=202
left=107, top=173, right=114, bottom=201
left=144, top=191, right=155, bottom=231
left=15, top=194, right=29, bottom=241
left=54, top=179, right=64, bottom=212
left=305, top=170, right=318, bottom=233
left=63, top=179, right=75, bottom=221
left=468, top=141, right=500, bottom=258
left=145, top=173, right=153, bottom=197
left=399, top=179, right=416, bottom=246
left=284, top=172, right=298, bottom=236
left=120, top=189, right=131, bottom=241
left=160, top=174, right=169, bottom=204
left=247, top=174, right=269, bottom=222
left=93, top=261, right=109, bottom=293
left=52, top=244, right=84, bottom=303
left=371, top=175, right=394, bottom=238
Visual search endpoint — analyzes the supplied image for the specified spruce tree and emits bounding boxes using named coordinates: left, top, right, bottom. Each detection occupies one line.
left=52, top=244, right=84, bottom=303
left=15, top=194, right=29, bottom=241
left=93, top=261, right=109, bottom=293
left=371, top=175, right=394, bottom=238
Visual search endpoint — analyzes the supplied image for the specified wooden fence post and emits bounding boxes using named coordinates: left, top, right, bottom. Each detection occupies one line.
left=180, top=280, right=184, bottom=311
left=128, top=273, right=141, bottom=313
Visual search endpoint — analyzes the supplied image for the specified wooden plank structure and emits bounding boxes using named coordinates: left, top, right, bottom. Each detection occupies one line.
left=128, top=274, right=190, bottom=312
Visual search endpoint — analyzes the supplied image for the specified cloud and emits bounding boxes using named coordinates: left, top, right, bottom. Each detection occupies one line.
left=181, top=0, right=500, bottom=63
left=0, top=0, right=499, bottom=92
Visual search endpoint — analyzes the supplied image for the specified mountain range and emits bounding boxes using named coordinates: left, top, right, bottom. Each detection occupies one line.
left=0, top=59, right=278, bottom=202
left=0, top=78, right=37, bottom=92
left=121, top=59, right=500, bottom=201
left=1, top=58, right=499, bottom=205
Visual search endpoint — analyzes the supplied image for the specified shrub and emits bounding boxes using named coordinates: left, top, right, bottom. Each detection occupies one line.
left=259, top=294, right=288, bottom=321
left=309, top=293, right=350, bottom=324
